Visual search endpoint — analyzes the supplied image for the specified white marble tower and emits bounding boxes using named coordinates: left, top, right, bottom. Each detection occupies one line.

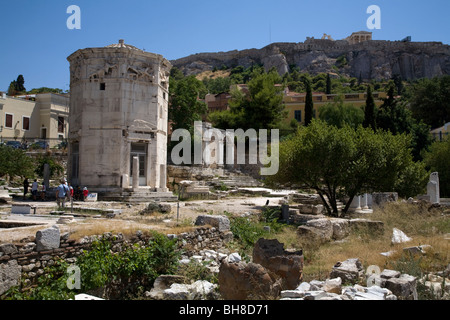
left=67, top=40, right=174, bottom=200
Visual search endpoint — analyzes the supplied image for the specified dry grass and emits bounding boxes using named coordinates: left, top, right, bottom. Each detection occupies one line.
left=66, top=218, right=162, bottom=240
left=195, top=70, right=231, bottom=81
left=66, top=213, right=199, bottom=241
left=0, top=225, right=52, bottom=244
left=273, top=202, right=450, bottom=282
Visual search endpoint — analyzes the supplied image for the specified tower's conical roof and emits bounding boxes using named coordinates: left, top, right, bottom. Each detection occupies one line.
left=105, top=39, right=144, bottom=52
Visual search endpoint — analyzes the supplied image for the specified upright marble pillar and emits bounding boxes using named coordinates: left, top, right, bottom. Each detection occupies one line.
left=132, top=156, right=139, bottom=191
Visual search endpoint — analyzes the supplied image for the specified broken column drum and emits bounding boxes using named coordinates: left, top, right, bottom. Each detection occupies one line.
left=67, top=40, right=172, bottom=198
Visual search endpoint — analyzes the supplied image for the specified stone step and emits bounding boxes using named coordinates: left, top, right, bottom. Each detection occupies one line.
left=101, top=191, right=178, bottom=202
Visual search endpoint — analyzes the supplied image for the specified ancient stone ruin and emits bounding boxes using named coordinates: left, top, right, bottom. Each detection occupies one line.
left=67, top=40, right=175, bottom=202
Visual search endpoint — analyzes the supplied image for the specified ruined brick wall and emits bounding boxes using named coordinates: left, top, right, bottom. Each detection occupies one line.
left=0, top=226, right=233, bottom=295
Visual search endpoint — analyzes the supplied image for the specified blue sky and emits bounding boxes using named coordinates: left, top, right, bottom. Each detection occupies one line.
left=1, top=0, right=449, bottom=92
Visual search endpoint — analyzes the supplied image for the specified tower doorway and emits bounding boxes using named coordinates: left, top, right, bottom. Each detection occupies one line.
left=130, top=143, right=147, bottom=186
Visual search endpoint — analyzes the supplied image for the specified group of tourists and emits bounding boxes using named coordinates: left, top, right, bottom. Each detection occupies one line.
left=23, top=178, right=89, bottom=208
left=55, top=179, right=89, bottom=208
left=22, top=178, right=46, bottom=201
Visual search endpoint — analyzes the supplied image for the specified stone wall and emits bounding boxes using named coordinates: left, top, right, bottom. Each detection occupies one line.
left=0, top=225, right=233, bottom=296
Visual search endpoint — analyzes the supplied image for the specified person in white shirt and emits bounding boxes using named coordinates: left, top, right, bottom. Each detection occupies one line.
left=31, top=179, right=39, bottom=201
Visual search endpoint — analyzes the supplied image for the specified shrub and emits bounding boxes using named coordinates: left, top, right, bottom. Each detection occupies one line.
left=261, top=206, right=281, bottom=223
left=76, top=233, right=181, bottom=299
left=34, top=154, right=64, bottom=179
left=230, top=216, right=269, bottom=251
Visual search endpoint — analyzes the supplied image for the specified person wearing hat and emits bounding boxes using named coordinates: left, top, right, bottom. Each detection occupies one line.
left=83, top=187, right=89, bottom=201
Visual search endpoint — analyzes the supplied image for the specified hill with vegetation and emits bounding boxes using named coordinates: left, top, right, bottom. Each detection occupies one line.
left=171, top=40, right=450, bottom=82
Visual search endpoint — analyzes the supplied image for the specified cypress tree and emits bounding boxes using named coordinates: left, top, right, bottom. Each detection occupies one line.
left=304, top=80, right=314, bottom=126
left=363, top=85, right=377, bottom=131
left=7, top=81, right=17, bottom=96
left=326, top=73, right=332, bottom=94
left=16, top=75, right=26, bottom=92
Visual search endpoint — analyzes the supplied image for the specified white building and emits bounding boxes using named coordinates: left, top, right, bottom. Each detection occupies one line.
left=0, top=92, right=69, bottom=147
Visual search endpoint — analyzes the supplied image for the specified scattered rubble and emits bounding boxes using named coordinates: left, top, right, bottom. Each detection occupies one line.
left=146, top=275, right=218, bottom=300
left=391, top=228, right=412, bottom=244
left=330, top=258, right=364, bottom=284
left=194, top=215, right=230, bottom=232
left=419, top=273, right=450, bottom=299
left=281, top=258, right=417, bottom=300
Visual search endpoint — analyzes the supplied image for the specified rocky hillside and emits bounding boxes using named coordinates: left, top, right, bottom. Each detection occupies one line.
left=171, top=39, right=450, bottom=81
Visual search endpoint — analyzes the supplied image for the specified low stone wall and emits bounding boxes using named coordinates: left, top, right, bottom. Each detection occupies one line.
left=0, top=225, right=233, bottom=296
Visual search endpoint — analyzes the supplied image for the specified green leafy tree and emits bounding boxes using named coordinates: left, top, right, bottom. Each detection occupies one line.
left=319, top=95, right=364, bottom=129
left=407, top=75, right=450, bottom=129
left=202, top=77, right=231, bottom=96
left=229, top=64, right=264, bottom=85
left=266, top=120, right=428, bottom=216
left=363, top=85, right=377, bottom=131
left=27, top=87, right=65, bottom=94
left=207, top=108, right=242, bottom=129
left=170, top=67, right=185, bottom=81
left=241, top=69, right=285, bottom=130
left=169, top=74, right=207, bottom=134
left=212, top=69, right=285, bottom=130
left=423, top=139, right=450, bottom=197
left=377, top=85, right=433, bottom=161
left=34, top=154, right=65, bottom=179
left=304, top=79, right=313, bottom=126
left=0, top=145, right=34, bottom=181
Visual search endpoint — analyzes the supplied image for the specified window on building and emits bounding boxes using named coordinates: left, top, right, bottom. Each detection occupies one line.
left=58, top=117, right=65, bottom=133
left=5, top=113, right=13, bottom=128
left=100, top=83, right=106, bottom=91
left=22, top=116, right=30, bottom=131
left=294, top=110, right=302, bottom=122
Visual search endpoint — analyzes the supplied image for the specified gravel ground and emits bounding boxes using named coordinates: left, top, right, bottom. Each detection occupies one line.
left=0, top=195, right=284, bottom=243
